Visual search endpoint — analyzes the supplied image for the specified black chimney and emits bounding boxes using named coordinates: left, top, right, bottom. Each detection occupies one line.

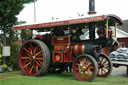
left=88, top=0, right=96, bottom=41
left=88, top=0, right=96, bottom=15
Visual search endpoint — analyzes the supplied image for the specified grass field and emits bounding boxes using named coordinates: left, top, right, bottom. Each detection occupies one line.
left=0, top=71, right=128, bottom=85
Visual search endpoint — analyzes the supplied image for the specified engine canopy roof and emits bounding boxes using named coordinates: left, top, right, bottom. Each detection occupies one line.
left=12, top=14, right=123, bottom=30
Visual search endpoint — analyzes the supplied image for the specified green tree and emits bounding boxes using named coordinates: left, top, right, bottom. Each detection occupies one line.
left=0, top=0, right=36, bottom=70
left=0, top=0, right=35, bottom=46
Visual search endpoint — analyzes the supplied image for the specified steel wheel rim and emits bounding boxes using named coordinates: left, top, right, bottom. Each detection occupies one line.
left=19, top=42, right=44, bottom=76
left=73, top=56, right=95, bottom=81
left=98, top=55, right=110, bottom=77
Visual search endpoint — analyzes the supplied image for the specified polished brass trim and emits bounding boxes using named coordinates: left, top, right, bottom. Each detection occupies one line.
left=74, top=44, right=78, bottom=56
left=115, top=23, right=117, bottom=38
left=57, top=37, right=64, bottom=40
left=82, top=42, right=85, bottom=54
left=106, top=19, right=108, bottom=38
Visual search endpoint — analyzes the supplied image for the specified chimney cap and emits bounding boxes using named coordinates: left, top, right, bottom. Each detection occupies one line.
left=88, top=11, right=96, bottom=15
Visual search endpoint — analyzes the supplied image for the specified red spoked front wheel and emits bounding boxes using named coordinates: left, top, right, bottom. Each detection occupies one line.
left=19, top=40, right=50, bottom=76
left=97, top=54, right=112, bottom=77
left=73, top=54, right=98, bottom=81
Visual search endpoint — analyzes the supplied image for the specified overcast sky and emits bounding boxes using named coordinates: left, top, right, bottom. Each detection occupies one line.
left=17, top=0, right=128, bottom=24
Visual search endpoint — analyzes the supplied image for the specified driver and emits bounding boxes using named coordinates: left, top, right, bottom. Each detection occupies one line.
left=97, top=26, right=106, bottom=38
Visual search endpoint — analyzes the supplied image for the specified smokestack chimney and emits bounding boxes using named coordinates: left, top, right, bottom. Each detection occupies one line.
left=88, top=0, right=96, bottom=15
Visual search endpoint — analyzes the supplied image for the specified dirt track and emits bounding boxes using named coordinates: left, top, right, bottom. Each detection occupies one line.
left=111, top=66, right=128, bottom=77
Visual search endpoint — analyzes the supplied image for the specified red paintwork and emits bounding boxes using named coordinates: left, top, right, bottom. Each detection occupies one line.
left=12, top=16, right=105, bottom=30
left=54, top=46, right=64, bottom=50
left=72, top=42, right=85, bottom=56
left=52, top=36, right=72, bottom=62
left=117, top=37, right=128, bottom=48
left=53, top=50, right=73, bottom=63
left=52, top=36, right=70, bottom=45
left=53, top=51, right=63, bottom=62
left=12, top=14, right=123, bottom=30
left=64, top=50, right=72, bottom=62
left=52, top=35, right=85, bottom=62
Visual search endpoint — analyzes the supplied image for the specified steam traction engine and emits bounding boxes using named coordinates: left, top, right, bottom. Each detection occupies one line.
left=12, top=14, right=123, bottom=81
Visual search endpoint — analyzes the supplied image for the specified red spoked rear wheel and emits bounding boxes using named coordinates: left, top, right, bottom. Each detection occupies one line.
left=19, top=40, right=50, bottom=76
left=73, top=54, right=98, bottom=81
left=97, top=54, right=112, bottom=77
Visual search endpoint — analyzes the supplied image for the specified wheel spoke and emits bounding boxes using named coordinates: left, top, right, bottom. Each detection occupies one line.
left=38, top=53, right=43, bottom=57
left=98, top=68, right=101, bottom=75
left=79, top=58, right=83, bottom=62
left=101, top=68, right=106, bottom=74
left=26, top=53, right=31, bottom=57
left=38, top=60, right=43, bottom=65
left=85, top=58, right=88, bottom=64
left=87, top=69, right=91, bottom=77
left=35, top=60, right=42, bottom=67
left=77, top=64, right=82, bottom=66
left=89, top=66, right=94, bottom=69
left=28, top=48, right=33, bottom=55
left=81, top=72, right=84, bottom=78
left=36, top=64, right=39, bottom=73
left=24, top=62, right=31, bottom=68
left=36, top=58, right=43, bottom=60
left=79, top=60, right=83, bottom=64
left=101, top=68, right=103, bottom=74
left=104, top=64, right=109, bottom=66
left=87, top=62, right=92, bottom=67
left=30, top=43, right=34, bottom=51
left=103, top=59, right=107, bottom=64
left=33, top=63, right=36, bottom=71
left=102, top=68, right=106, bottom=73
left=101, top=68, right=104, bottom=75
left=21, top=56, right=29, bottom=59
left=29, top=65, right=34, bottom=73
left=35, top=51, right=42, bottom=57
left=82, top=58, right=85, bottom=62
left=100, top=57, right=104, bottom=63
left=24, top=48, right=32, bottom=55
left=104, top=64, right=109, bottom=69
left=34, top=47, right=37, bottom=55
left=76, top=68, right=82, bottom=73
left=24, top=59, right=30, bottom=63
left=84, top=72, right=88, bottom=79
